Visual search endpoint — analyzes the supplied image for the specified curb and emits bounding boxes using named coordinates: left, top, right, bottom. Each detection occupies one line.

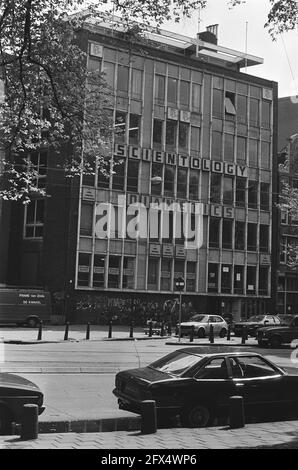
left=165, top=340, right=257, bottom=347
left=2, top=336, right=171, bottom=345
left=38, top=416, right=141, bottom=434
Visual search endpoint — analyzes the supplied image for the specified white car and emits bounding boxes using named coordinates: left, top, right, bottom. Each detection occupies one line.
left=177, top=314, right=228, bottom=338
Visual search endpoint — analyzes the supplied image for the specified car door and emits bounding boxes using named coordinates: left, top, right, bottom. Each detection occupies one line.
left=229, top=355, right=284, bottom=419
left=192, top=357, right=235, bottom=414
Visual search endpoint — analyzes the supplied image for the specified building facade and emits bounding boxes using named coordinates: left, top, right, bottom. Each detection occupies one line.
left=5, top=21, right=278, bottom=324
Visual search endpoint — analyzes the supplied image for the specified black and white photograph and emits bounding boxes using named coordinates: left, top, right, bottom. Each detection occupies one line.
left=1, top=0, right=298, bottom=456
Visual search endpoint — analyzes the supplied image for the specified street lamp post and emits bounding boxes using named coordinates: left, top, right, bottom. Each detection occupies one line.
left=175, top=277, right=185, bottom=342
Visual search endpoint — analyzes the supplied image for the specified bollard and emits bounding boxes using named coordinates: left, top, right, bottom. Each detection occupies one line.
left=209, top=324, right=214, bottom=344
left=227, top=324, right=231, bottom=341
left=64, top=322, right=69, bottom=341
left=108, top=321, right=112, bottom=339
left=190, top=325, right=194, bottom=342
left=148, top=321, right=153, bottom=337
left=86, top=322, right=90, bottom=340
left=167, top=324, right=172, bottom=336
left=141, top=400, right=157, bottom=434
left=20, top=404, right=38, bottom=440
left=229, top=396, right=245, bottom=429
left=129, top=321, right=134, bottom=338
left=37, top=321, right=43, bottom=341
left=241, top=327, right=247, bottom=345
left=160, top=322, right=165, bottom=337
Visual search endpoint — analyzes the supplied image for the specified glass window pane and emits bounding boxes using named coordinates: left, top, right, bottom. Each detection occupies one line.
left=235, top=221, right=245, bottom=250
left=222, top=220, right=233, bottom=249
left=164, top=165, right=175, bottom=197
left=166, top=121, right=177, bottom=147
left=179, top=123, right=189, bottom=149
left=167, top=78, right=177, bottom=106
left=224, top=134, right=234, bottom=162
left=223, top=176, right=234, bottom=205
left=131, top=69, right=142, bottom=98
left=127, top=160, right=139, bottom=192
left=191, top=126, right=200, bottom=152
left=155, top=75, right=165, bottom=103
left=189, top=170, right=199, bottom=200
left=117, top=65, right=129, bottom=93
left=213, top=89, right=223, bottom=118
left=192, top=83, right=201, bottom=111
left=177, top=168, right=187, bottom=199
left=129, top=114, right=140, bottom=145
left=209, top=218, right=220, bottom=248
left=208, top=263, right=218, bottom=292
left=153, top=119, right=163, bottom=145
left=80, top=203, right=93, bottom=236
left=249, top=139, right=258, bottom=167
left=212, top=131, right=222, bottom=161
left=210, top=174, right=221, bottom=203
left=180, top=81, right=190, bottom=107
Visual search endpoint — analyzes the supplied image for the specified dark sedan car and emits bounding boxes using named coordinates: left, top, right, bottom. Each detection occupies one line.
left=0, top=373, right=44, bottom=434
left=233, top=315, right=280, bottom=337
left=257, top=315, right=298, bottom=348
left=113, top=348, right=298, bottom=427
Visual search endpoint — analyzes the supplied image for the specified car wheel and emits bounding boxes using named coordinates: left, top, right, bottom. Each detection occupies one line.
left=270, top=336, right=282, bottom=349
left=26, top=318, right=39, bottom=328
left=219, top=328, right=227, bottom=338
left=181, top=404, right=210, bottom=428
left=0, top=406, right=13, bottom=435
left=197, top=328, right=205, bottom=338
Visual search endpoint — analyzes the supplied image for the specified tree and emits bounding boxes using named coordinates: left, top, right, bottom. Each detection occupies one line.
left=0, top=0, right=296, bottom=201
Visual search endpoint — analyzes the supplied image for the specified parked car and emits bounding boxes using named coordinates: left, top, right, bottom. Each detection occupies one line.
left=0, top=373, right=44, bottom=434
left=177, top=314, right=228, bottom=338
left=257, top=314, right=298, bottom=348
left=113, top=348, right=298, bottom=427
left=233, top=315, right=281, bottom=337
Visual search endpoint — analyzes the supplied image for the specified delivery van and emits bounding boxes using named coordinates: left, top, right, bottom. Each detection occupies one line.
left=0, top=287, right=51, bottom=327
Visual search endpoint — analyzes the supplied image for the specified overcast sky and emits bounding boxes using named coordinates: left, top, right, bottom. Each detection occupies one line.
left=162, top=0, right=298, bottom=98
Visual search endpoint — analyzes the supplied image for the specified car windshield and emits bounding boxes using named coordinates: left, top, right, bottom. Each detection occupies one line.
left=189, top=315, right=206, bottom=322
left=248, top=315, right=265, bottom=322
left=149, top=351, right=201, bottom=376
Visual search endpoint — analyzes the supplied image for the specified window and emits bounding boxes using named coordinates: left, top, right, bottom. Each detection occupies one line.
left=93, top=255, right=105, bottom=288
left=127, top=160, right=139, bottom=193
left=209, top=218, right=220, bottom=248
left=153, top=119, right=163, bottom=146
left=236, top=177, right=246, bottom=207
left=148, top=258, right=159, bottom=289
left=213, top=89, right=223, bottom=118
left=189, top=170, right=199, bottom=200
left=210, top=174, right=221, bottom=203
left=208, top=263, right=219, bottom=292
left=261, top=100, right=271, bottom=128
left=117, top=65, right=129, bottom=93
left=191, top=83, right=201, bottom=111
left=211, top=131, right=222, bottom=160
left=112, top=156, right=125, bottom=191
left=177, top=168, right=187, bottom=199
left=151, top=163, right=162, bottom=195
left=186, top=262, right=196, bottom=292
left=123, top=257, right=135, bottom=289
left=259, top=267, right=269, bottom=295
left=247, top=223, right=257, bottom=251
left=179, top=122, right=189, bottom=150
left=98, top=166, right=109, bottom=189
left=174, top=260, right=185, bottom=280
left=164, top=166, right=175, bottom=197
left=225, top=92, right=236, bottom=118
left=24, top=200, right=45, bottom=238
left=259, top=225, right=269, bottom=253
left=131, top=69, right=143, bottom=99
left=237, top=136, right=246, bottom=164
left=221, top=265, right=232, bottom=293
left=190, top=126, right=200, bottom=153
left=249, top=97, right=259, bottom=126
left=166, top=120, right=177, bottom=147
left=234, top=265, right=244, bottom=293
left=260, top=183, right=270, bottom=211
left=102, top=62, right=115, bottom=89
left=235, top=221, right=245, bottom=250
left=108, top=256, right=121, bottom=288
left=247, top=266, right=256, bottom=294
left=223, top=176, right=234, bottom=205
left=77, top=253, right=91, bottom=287
left=222, top=219, right=233, bottom=249
left=115, top=111, right=127, bottom=142
left=235, top=356, right=278, bottom=378
left=224, top=134, right=234, bottom=162
left=80, top=203, right=93, bottom=236
left=249, top=139, right=258, bottom=167
left=180, top=81, right=190, bottom=108
left=248, top=180, right=258, bottom=209
left=29, top=151, right=47, bottom=189
left=88, top=57, right=102, bottom=72
left=196, top=357, right=228, bottom=380
left=236, top=95, right=247, bottom=123
left=161, top=259, right=172, bottom=291
left=155, top=75, right=165, bottom=104
left=129, top=114, right=140, bottom=145
left=261, top=142, right=270, bottom=169
left=167, top=77, right=178, bottom=106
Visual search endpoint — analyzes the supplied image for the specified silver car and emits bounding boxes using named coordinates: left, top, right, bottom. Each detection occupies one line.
left=178, top=314, right=228, bottom=338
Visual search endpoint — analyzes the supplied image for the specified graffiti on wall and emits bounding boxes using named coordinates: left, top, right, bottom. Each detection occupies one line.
left=75, top=294, right=195, bottom=325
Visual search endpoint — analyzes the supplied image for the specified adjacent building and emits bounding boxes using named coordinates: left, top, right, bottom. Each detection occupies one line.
left=4, top=20, right=278, bottom=323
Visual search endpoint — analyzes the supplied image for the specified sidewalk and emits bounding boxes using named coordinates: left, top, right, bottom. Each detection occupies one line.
left=1, top=419, right=298, bottom=448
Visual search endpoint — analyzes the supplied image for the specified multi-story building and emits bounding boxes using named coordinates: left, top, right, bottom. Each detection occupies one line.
left=5, top=20, right=278, bottom=324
